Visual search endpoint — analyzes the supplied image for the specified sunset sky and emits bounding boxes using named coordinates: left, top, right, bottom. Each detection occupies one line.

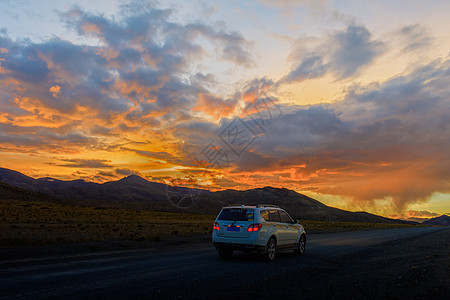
left=1, top=0, right=449, bottom=218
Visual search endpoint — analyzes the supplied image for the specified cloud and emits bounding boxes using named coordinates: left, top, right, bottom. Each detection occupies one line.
left=49, top=85, right=61, bottom=97
left=258, top=0, right=331, bottom=15
left=222, top=57, right=450, bottom=211
left=406, top=210, right=440, bottom=218
left=396, top=24, right=434, bottom=52
left=135, top=150, right=179, bottom=162
left=242, top=77, right=275, bottom=103
left=0, top=122, right=95, bottom=154
left=0, top=1, right=254, bottom=157
left=193, top=93, right=238, bottom=120
left=390, top=210, right=441, bottom=222
left=115, top=168, right=142, bottom=176
left=283, top=24, right=385, bottom=83
left=51, top=158, right=113, bottom=168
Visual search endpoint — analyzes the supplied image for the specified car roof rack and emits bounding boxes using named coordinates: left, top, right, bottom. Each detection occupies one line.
left=225, top=204, right=280, bottom=208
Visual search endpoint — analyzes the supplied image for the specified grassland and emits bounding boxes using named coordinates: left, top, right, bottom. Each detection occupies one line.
left=0, top=199, right=215, bottom=248
left=0, top=199, right=429, bottom=249
left=298, top=219, right=421, bottom=233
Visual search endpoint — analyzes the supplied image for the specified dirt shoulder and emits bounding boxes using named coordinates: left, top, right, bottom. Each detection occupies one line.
left=226, top=227, right=450, bottom=299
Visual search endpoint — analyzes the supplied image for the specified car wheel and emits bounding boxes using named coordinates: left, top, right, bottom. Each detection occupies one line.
left=294, top=235, right=306, bottom=256
left=217, top=247, right=233, bottom=259
left=265, top=238, right=277, bottom=262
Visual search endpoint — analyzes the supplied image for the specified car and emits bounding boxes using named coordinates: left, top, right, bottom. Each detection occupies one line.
left=212, top=204, right=306, bottom=261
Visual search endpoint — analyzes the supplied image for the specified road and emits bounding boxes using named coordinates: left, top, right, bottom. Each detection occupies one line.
left=0, top=227, right=444, bottom=299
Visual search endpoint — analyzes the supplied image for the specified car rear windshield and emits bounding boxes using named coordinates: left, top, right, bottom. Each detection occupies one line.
left=218, top=208, right=254, bottom=221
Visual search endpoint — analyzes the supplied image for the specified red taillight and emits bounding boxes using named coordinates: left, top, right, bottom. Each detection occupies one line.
left=213, top=222, right=220, bottom=230
left=247, top=223, right=262, bottom=232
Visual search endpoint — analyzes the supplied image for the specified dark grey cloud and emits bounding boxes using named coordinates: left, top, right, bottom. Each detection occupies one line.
left=0, top=123, right=95, bottom=152
left=52, top=158, right=113, bottom=168
left=135, top=150, right=179, bottom=162
left=115, top=168, right=142, bottom=176
left=396, top=24, right=434, bottom=52
left=284, top=24, right=384, bottom=83
left=283, top=56, right=326, bottom=82
left=65, top=3, right=253, bottom=73
left=96, top=171, right=117, bottom=178
left=188, top=72, right=218, bottom=92
left=242, top=77, right=275, bottom=100
left=0, top=36, right=49, bottom=83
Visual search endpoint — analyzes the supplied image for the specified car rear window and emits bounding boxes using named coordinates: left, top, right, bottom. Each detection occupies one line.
left=218, top=208, right=254, bottom=221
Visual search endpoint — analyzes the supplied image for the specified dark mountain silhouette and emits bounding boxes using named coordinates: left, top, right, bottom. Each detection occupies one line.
left=0, top=167, right=209, bottom=211
left=199, top=187, right=412, bottom=224
left=0, top=167, right=97, bottom=193
left=0, top=167, right=414, bottom=224
left=0, top=180, right=63, bottom=203
left=422, top=215, right=450, bottom=226
left=402, top=217, right=430, bottom=223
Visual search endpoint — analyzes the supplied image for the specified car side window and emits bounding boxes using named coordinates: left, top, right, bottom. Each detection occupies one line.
left=268, top=210, right=281, bottom=222
left=279, top=210, right=293, bottom=223
left=260, top=210, right=270, bottom=221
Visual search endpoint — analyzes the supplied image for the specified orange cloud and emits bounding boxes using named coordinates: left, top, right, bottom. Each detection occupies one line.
left=243, top=84, right=271, bottom=103
left=193, top=93, right=238, bottom=120
left=49, top=85, right=61, bottom=97
left=389, top=210, right=441, bottom=222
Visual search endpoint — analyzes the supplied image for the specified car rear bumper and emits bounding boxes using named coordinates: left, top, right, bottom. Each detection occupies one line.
left=213, top=241, right=266, bottom=252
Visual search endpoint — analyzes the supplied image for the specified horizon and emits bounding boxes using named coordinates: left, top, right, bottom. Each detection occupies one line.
left=1, top=1, right=450, bottom=219
left=1, top=166, right=448, bottom=222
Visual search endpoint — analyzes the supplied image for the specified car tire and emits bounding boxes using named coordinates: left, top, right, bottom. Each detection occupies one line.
left=294, top=234, right=306, bottom=256
left=217, top=247, right=233, bottom=259
left=265, top=238, right=277, bottom=262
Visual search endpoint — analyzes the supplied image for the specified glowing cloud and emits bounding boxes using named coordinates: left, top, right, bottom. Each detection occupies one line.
left=49, top=85, right=61, bottom=97
left=193, top=93, right=238, bottom=120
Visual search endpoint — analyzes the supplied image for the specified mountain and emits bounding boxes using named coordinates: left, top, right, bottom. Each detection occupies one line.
left=0, top=180, right=63, bottom=203
left=401, top=217, right=431, bottom=223
left=0, top=167, right=97, bottom=193
left=422, top=215, right=450, bottom=226
left=0, top=167, right=210, bottom=211
left=0, top=167, right=413, bottom=224
left=197, top=187, right=412, bottom=224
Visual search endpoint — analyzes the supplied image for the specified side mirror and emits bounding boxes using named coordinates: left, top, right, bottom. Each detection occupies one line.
left=293, top=219, right=298, bottom=224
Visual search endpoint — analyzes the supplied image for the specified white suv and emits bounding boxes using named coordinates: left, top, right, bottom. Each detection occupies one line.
left=212, top=204, right=306, bottom=261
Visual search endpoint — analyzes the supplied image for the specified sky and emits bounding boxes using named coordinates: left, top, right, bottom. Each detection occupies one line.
left=1, top=0, right=449, bottom=219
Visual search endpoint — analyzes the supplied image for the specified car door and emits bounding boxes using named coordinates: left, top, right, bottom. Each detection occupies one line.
left=267, top=210, right=289, bottom=245
left=278, top=210, right=298, bottom=244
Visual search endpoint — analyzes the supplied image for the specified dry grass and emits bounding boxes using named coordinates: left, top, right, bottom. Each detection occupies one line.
left=0, top=200, right=215, bottom=247
left=299, top=219, right=427, bottom=232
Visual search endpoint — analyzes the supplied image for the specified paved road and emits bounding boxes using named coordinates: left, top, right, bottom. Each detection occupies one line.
left=0, top=227, right=442, bottom=299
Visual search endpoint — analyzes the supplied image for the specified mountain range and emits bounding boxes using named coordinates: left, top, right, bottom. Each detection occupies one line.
left=0, top=167, right=438, bottom=224
left=422, top=215, right=450, bottom=226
